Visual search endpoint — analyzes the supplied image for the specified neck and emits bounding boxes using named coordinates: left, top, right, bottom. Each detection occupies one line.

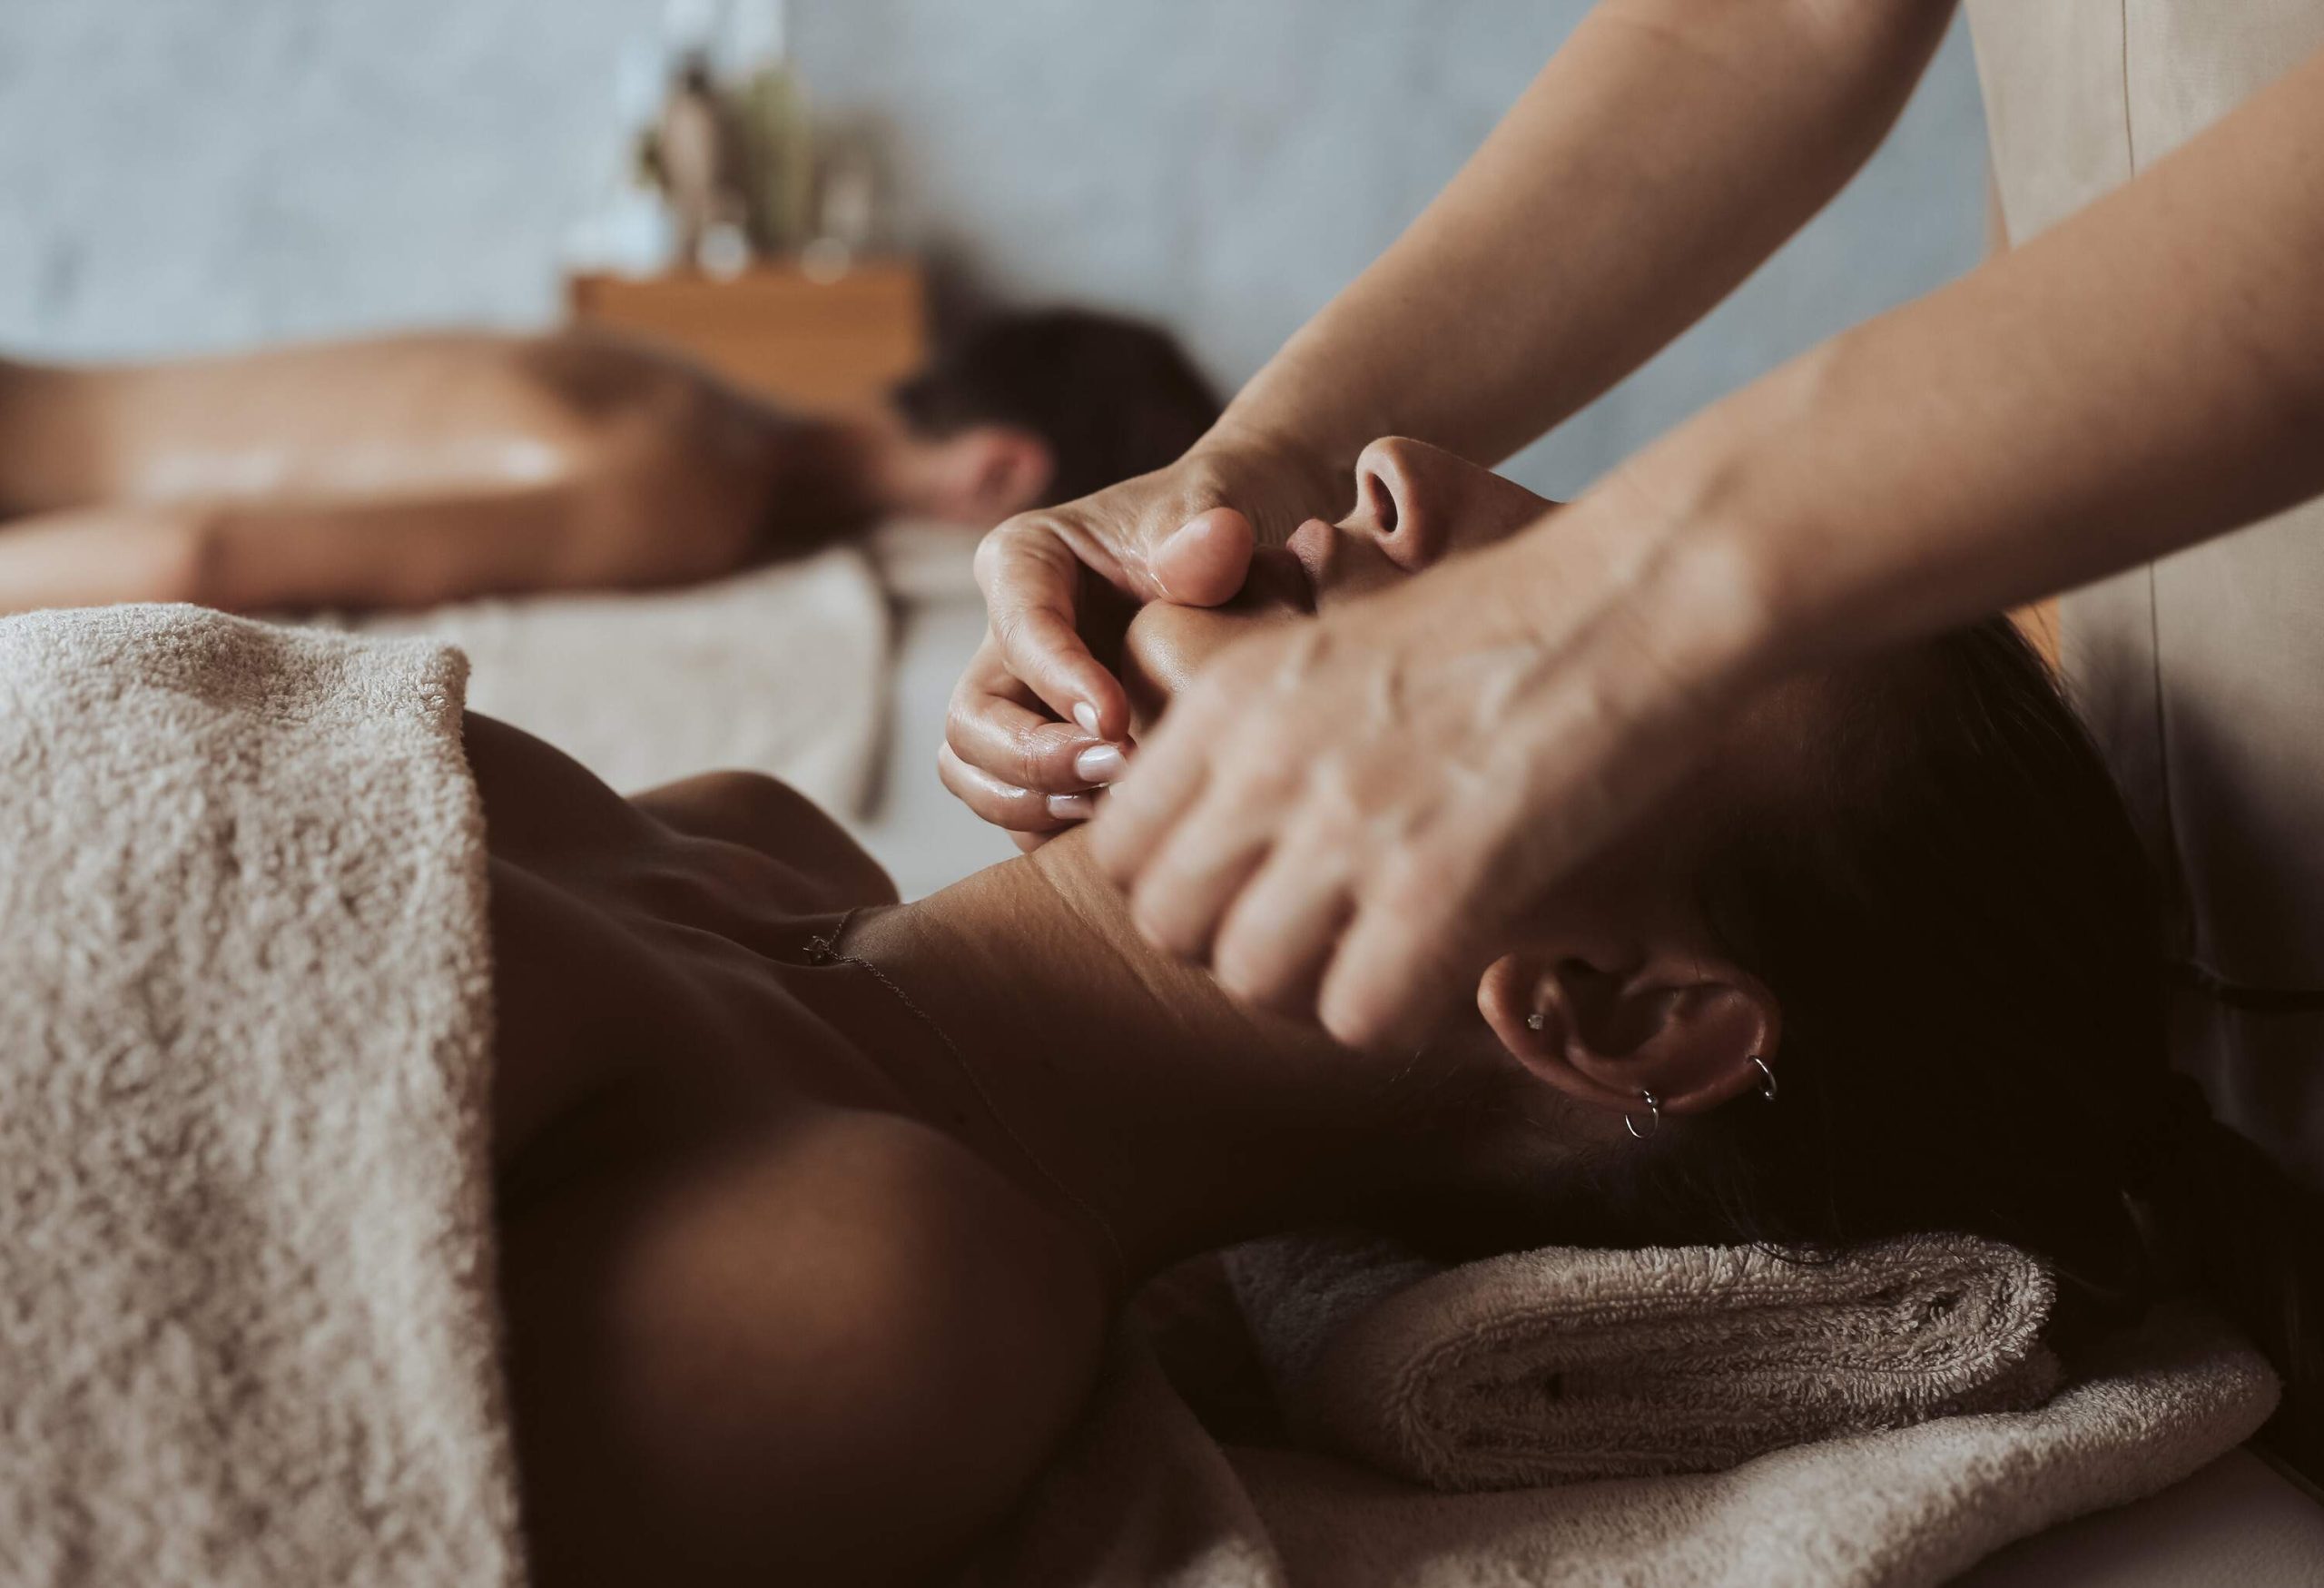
left=836, top=835, right=1497, bottom=1289
left=813, top=409, right=959, bottom=524
left=755, top=414, right=898, bottom=542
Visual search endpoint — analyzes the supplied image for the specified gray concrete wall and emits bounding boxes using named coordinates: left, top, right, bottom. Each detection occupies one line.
left=0, top=0, right=1988, bottom=495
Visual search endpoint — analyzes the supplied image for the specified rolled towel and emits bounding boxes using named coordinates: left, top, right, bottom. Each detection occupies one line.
left=1226, top=1232, right=2061, bottom=1492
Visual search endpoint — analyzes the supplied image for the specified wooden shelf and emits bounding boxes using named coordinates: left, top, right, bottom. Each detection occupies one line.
left=566, top=261, right=928, bottom=413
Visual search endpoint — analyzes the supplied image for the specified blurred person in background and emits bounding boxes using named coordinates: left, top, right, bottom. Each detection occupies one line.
left=0, top=307, right=1216, bottom=615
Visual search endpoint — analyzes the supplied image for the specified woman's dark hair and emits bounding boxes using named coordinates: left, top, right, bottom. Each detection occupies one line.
left=1620, top=616, right=2323, bottom=1473
left=890, top=308, right=1222, bottom=507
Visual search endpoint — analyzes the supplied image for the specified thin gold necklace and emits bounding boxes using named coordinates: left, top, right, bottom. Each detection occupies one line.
left=804, top=908, right=1129, bottom=1289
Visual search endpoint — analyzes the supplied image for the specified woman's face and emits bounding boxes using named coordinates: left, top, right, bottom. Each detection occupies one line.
left=1118, top=438, right=1786, bottom=1149
left=1118, top=437, right=1555, bottom=717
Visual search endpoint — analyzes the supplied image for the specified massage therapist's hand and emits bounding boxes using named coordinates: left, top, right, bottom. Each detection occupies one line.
left=1089, top=494, right=1770, bottom=1052
left=940, top=438, right=1344, bottom=840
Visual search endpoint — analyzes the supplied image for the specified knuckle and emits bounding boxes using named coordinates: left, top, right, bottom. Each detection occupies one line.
left=939, top=748, right=1039, bottom=830
left=948, top=650, right=1018, bottom=725
left=988, top=603, right=1032, bottom=648
left=1319, top=987, right=1393, bottom=1055
left=942, top=691, right=985, bottom=744
left=1007, top=733, right=1059, bottom=791
left=1299, top=756, right=1373, bottom=840
left=971, top=519, right=1036, bottom=584
left=1372, top=848, right=1445, bottom=917
left=935, top=742, right=969, bottom=793
left=1128, top=888, right=1192, bottom=957
left=1215, top=945, right=1295, bottom=1012
left=936, top=738, right=986, bottom=791
left=1128, top=859, right=1224, bottom=960
left=935, top=756, right=989, bottom=815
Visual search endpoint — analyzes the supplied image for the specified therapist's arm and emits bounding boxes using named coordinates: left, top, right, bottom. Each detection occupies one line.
left=1209, top=0, right=1960, bottom=475
left=1618, top=37, right=2324, bottom=670
left=1093, top=40, right=2324, bottom=1052
left=951, top=0, right=1962, bottom=826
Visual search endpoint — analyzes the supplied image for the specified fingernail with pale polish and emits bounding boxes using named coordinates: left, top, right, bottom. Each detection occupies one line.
left=1073, top=701, right=1102, bottom=735
left=1073, top=744, right=1128, bottom=784
left=1048, top=793, right=1097, bottom=821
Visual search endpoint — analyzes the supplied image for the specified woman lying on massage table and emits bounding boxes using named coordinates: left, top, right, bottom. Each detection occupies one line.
left=482, top=437, right=2319, bottom=1586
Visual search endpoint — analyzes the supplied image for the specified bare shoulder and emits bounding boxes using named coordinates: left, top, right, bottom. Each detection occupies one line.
left=467, top=713, right=893, bottom=908
left=631, top=767, right=899, bottom=909
left=502, top=1108, right=1108, bottom=1588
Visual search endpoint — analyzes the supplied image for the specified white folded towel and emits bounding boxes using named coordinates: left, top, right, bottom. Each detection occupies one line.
left=1227, top=1231, right=2062, bottom=1489
left=331, top=543, right=891, bottom=810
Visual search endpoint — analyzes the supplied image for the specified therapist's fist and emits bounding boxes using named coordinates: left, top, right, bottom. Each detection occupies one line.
left=1088, top=512, right=1761, bottom=1053
left=941, top=439, right=1342, bottom=836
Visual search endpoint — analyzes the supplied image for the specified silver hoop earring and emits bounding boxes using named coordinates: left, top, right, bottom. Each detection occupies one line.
left=1751, top=1054, right=1778, bottom=1102
left=1624, top=1088, right=1661, bottom=1141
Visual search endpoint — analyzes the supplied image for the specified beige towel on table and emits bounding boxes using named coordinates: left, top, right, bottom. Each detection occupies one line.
left=866, top=517, right=985, bottom=605
left=334, top=544, right=891, bottom=812
left=969, top=1253, right=2276, bottom=1588
left=0, top=606, right=521, bottom=1587
left=1227, top=1232, right=2062, bottom=1489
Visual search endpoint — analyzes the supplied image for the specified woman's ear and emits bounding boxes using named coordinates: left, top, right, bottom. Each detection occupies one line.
left=1477, top=947, right=1779, bottom=1117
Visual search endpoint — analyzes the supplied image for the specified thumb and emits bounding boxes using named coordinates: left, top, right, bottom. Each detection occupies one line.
left=1148, top=508, right=1256, bottom=608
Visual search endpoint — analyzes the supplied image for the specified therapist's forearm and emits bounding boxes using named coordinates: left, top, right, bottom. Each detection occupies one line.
left=1600, top=42, right=2324, bottom=675
left=1209, top=0, right=1960, bottom=476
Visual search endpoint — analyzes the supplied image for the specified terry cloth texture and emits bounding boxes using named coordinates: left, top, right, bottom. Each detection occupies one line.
left=332, top=543, right=890, bottom=813
left=964, top=1261, right=2275, bottom=1587
left=1227, top=1232, right=2063, bottom=1488
left=0, top=605, right=522, bottom=1587
left=969, top=1309, right=2274, bottom=1588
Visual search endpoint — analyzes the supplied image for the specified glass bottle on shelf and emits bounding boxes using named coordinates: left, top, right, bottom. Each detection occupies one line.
left=719, top=0, right=816, bottom=259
